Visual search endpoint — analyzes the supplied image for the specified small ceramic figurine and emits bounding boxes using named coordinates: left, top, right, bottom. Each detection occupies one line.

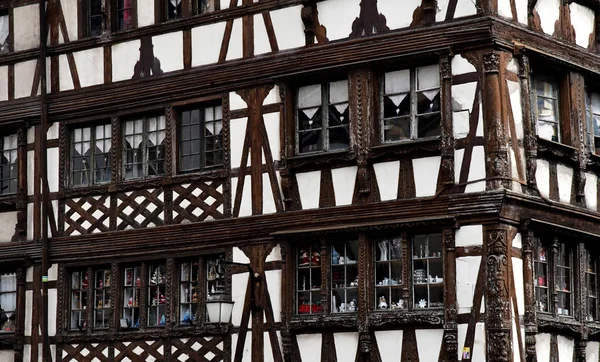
left=105, top=274, right=110, bottom=287
left=339, top=303, right=346, bottom=313
left=378, top=240, right=388, bottom=261
left=82, top=274, right=89, bottom=289
left=299, top=249, right=310, bottom=266
left=312, top=251, right=321, bottom=264
left=339, top=256, right=345, bottom=265
left=378, top=296, right=388, bottom=309
left=159, top=315, right=166, bottom=326
left=348, top=300, right=357, bottom=312
left=332, top=248, right=340, bottom=265
left=127, top=297, right=133, bottom=307
left=192, top=291, right=199, bottom=302
left=98, top=278, right=103, bottom=289
left=159, top=294, right=166, bottom=304
left=97, top=299, right=103, bottom=308
left=135, top=276, right=141, bottom=287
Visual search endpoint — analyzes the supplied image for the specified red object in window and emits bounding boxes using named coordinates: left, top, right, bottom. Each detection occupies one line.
left=538, top=276, right=545, bottom=287
left=123, top=0, right=132, bottom=29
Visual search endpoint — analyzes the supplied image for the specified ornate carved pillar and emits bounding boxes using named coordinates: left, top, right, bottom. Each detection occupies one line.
left=439, top=56, right=455, bottom=189
left=443, top=228, right=458, bottom=361
left=517, top=53, right=538, bottom=195
left=521, top=224, right=537, bottom=362
left=484, top=225, right=512, bottom=362
left=12, top=127, right=27, bottom=241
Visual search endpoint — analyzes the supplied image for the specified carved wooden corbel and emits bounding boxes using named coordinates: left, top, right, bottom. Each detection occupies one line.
left=349, top=0, right=390, bottom=38
left=301, top=0, right=328, bottom=45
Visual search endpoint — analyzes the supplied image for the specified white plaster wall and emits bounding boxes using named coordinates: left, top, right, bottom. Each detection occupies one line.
left=378, top=0, right=420, bottom=30
left=587, top=341, right=599, bottom=362
left=226, top=18, right=243, bottom=61
left=456, top=256, right=481, bottom=314
left=230, top=92, right=247, bottom=110
left=0, top=66, right=8, bottom=101
left=26, top=267, right=33, bottom=283
left=264, top=112, right=280, bottom=161
left=270, top=6, right=305, bottom=51
left=233, top=247, right=251, bottom=264
left=264, top=86, right=280, bottom=105
left=516, top=0, right=528, bottom=24
left=558, top=335, right=574, bottom=362
left=48, top=288, right=57, bottom=336
left=456, top=225, right=483, bottom=247
left=25, top=290, right=32, bottom=336
left=454, top=146, right=486, bottom=193
left=138, top=1, right=155, bottom=27
left=458, top=323, right=486, bottom=361
left=265, top=270, right=281, bottom=323
left=231, top=272, right=249, bottom=327
left=23, top=345, right=30, bottom=362
left=254, top=13, right=272, bottom=56
left=61, top=0, right=78, bottom=42
left=220, top=0, right=242, bottom=9
left=112, top=39, right=141, bottom=82
left=27, top=203, right=34, bottom=241
left=191, top=22, right=227, bottom=66
left=437, top=0, right=477, bottom=21
left=231, top=176, right=252, bottom=217
left=585, top=173, right=598, bottom=211
left=47, top=148, right=59, bottom=193
left=0, top=351, right=14, bottom=362
left=297, top=334, right=322, bottom=362
left=334, top=332, right=358, bottom=362
left=14, top=60, right=37, bottom=99
left=375, top=330, right=403, bottom=362
left=498, top=0, right=513, bottom=20
left=47, top=123, right=59, bottom=140
left=153, top=31, right=184, bottom=73
left=318, top=0, right=360, bottom=41
left=263, top=331, right=283, bottom=362
left=508, top=80, right=523, bottom=140
left=512, top=257, right=525, bottom=313
left=535, top=0, right=560, bottom=36
left=415, top=329, right=444, bottom=361
left=536, top=333, right=551, bottom=362
left=231, top=332, right=252, bottom=362
left=296, top=171, right=321, bottom=209
left=412, top=156, right=441, bottom=197
left=512, top=318, right=523, bottom=362
left=48, top=264, right=58, bottom=281
left=373, top=161, right=400, bottom=201
left=452, top=55, right=477, bottom=75
left=0, top=212, right=17, bottom=242
left=230, top=117, right=248, bottom=169
left=513, top=232, right=522, bottom=249
left=535, top=159, right=551, bottom=199
left=331, top=167, right=357, bottom=206
left=570, top=3, right=595, bottom=48
left=74, top=47, right=104, bottom=88
left=263, top=173, right=277, bottom=215
left=556, top=164, right=573, bottom=203
left=266, top=244, right=282, bottom=262
left=59, top=54, right=74, bottom=91
left=27, top=150, right=34, bottom=195
left=14, top=5, right=40, bottom=51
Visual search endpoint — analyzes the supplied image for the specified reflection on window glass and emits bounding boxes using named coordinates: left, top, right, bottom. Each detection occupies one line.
left=535, top=76, right=560, bottom=142
left=586, top=92, right=600, bottom=154
left=0, top=134, right=18, bottom=195
left=123, top=116, right=165, bottom=180
left=71, top=125, right=111, bottom=186
left=0, top=13, right=9, bottom=54
left=179, top=105, right=223, bottom=173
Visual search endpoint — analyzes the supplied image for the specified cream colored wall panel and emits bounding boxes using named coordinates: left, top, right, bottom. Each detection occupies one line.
left=266, top=244, right=282, bottom=262
left=226, top=18, right=243, bottom=61
left=233, top=247, right=251, bottom=264
left=570, top=3, right=594, bottom=48
left=230, top=92, right=247, bottom=110
left=297, top=334, right=322, bottom=362
left=0, top=351, right=14, bottom=362
left=466, top=146, right=485, bottom=192
left=191, top=22, right=227, bottom=66
left=25, top=290, right=32, bottom=336
left=318, top=0, right=360, bottom=41
left=508, top=80, right=523, bottom=139
left=231, top=332, right=252, bottom=362
left=14, top=60, right=37, bottom=99
left=47, top=148, right=59, bottom=193
left=47, top=123, right=59, bottom=140
left=27, top=203, right=34, bottom=241
left=513, top=257, right=524, bottom=313
left=333, top=332, right=358, bottom=362
left=331, top=166, right=357, bottom=206
left=48, top=288, right=57, bottom=336
left=59, top=54, right=74, bottom=91
left=513, top=232, right=522, bottom=249
left=230, top=117, right=248, bottom=169
left=536, top=159, right=551, bottom=199
left=535, top=0, right=560, bottom=36
left=379, top=0, right=420, bottom=30
left=14, top=5, right=40, bottom=51
left=455, top=225, right=483, bottom=247
left=498, top=0, right=513, bottom=19
left=412, top=156, right=441, bottom=197
left=264, top=86, right=280, bottom=105
left=138, top=1, right=155, bottom=27
left=437, top=0, right=477, bottom=21
left=452, top=55, right=476, bottom=75
left=0, top=212, right=17, bottom=242
left=556, top=164, right=573, bottom=203
left=456, top=256, right=480, bottom=313
left=375, top=330, right=402, bottom=362
left=74, top=47, right=104, bottom=87
left=263, top=331, right=283, bottom=362
left=270, top=6, right=305, bottom=51
left=457, top=323, right=486, bottom=361
left=153, top=31, right=184, bottom=73
left=296, top=171, right=321, bottom=209
left=220, top=0, right=242, bottom=9
left=0, top=66, right=8, bottom=101
left=373, top=161, right=400, bottom=201
left=558, top=335, right=574, bottom=362
left=254, top=13, right=271, bottom=56
left=231, top=176, right=252, bottom=217
left=536, top=333, right=551, bottom=362
left=231, top=272, right=249, bottom=327
left=265, top=270, right=281, bottom=323
left=264, top=112, right=280, bottom=161
left=61, top=0, right=79, bottom=42
left=48, top=264, right=58, bottom=281
left=587, top=341, right=599, bottom=362
left=585, top=173, right=598, bottom=211
left=112, top=39, right=141, bottom=82
left=515, top=0, right=528, bottom=23
left=415, top=329, right=444, bottom=362
left=263, top=173, right=277, bottom=214
left=27, top=150, right=34, bottom=196
left=26, top=267, right=33, bottom=283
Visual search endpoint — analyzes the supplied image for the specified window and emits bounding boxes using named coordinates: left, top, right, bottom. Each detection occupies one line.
left=71, top=125, right=112, bottom=187
left=0, top=273, right=16, bottom=333
left=375, top=237, right=404, bottom=310
left=70, top=268, right=112, bottom=331
left=114, top=0, right=134, bottom=31
left=166, top=0, right=183, bottom=20
left=87, top=0, right=103, bottom=36
left=147, top=263, right=167, bottom=327
left=0, top=10, right=8, bottom=54
left=122, top=266, right=141, bottom=328
left=123, top=115, right=166, bottom=180
left=93, top=268, right=111, bottom=329
left=534, top=76, right=560, bottom=143
left=70, top=269, right=89, bottom=330
left=1, top=134, right=18, bottom=196
left=534, top=238, right=572, bottom=316
left=296, top=80, right=350, bottom=154
left=586, top=92, right=600, bottom=154
left=178, top=254, right=225, bottom=324
left=330, top=241, right=358, bottom=314
left=122, top=262, right=167, bottom=328
left=411, top=233, right=443, bottom=309
left=296, top=243, right=323, bottom=314
left=194, top=0, right=217, bottom=15
left=585, top=248, right=598, bottom=321
left=380, top=65, right=441, bottom=143
left=179, top=105, right=223, bottom=173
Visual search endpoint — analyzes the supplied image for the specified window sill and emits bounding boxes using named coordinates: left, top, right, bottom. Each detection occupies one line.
left=290, top=314, right=358, bottom=331
left=286, top=150, right=356, bottom=172
left=537, top=313, right=580, bottom=334
left=370, top=137, right=441, bottom=162
left=0, top=195, right=17, bottom=212
left=0, top=333, right=15, bottom=349
left=536, top=137, right=578, bottom=166
left=368, top=309, right=444, bottom=328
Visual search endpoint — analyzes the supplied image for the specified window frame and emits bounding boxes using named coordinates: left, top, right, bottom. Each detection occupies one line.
left=111, top=0, right=137, bottom=32
left=0, top=133, right=18, bottom=196
left=122, top=114, right=167, bottom=181
left=0, top=7, right=10, bottom=55
left=532, top=74, right=562, bottom=143
left=533, top=237, right=574, bottom=317
left=0, top=272, right=17, bottom=333
left=586, top=91, right=600, bottom=155
left=69, top=123, right=112, bottom=187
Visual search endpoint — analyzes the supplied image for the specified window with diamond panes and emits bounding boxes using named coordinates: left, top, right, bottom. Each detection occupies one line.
left=71, top=125, right=112, bottom=186
left=534, top=76, right=560, bottom=143
left=586, top=92, right=600, bottom=154
left=412, top=233, right=443, bottom=309
left=534, top=241, right=549, bottom=313
left=148, top=263, right=167, bottom=327
left=123, top=115, right=166, bottom=180
left=0, top=134, right=18, bottom=196
left=71, top=270, right=89, bottom=330
left=585, top=248, right=598, bottom=321
left=380, top=65, right=441, bottom=143
left=375, top=237, right=405, bottom=311
left=0, top=273, right=17, bottom=332
left=296, top=244, right=322, bottom=314
left=556, top=243, right=572, bottom=316
left=94, top=269, right=111, bottom=329
left=331, top=241, right=359, bottom=313
left=296, top=80, right=350, bottom=154
left=122, top=266, right=141, bottom=328
left=179, top=105, right=223, bottom=173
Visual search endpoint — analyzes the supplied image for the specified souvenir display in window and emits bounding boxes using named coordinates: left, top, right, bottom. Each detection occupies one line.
left=0, top=134, right=18, bottom=195
left=331, top=241, right=359, bottom=313
left=0, top=273, right=16, bottom=332
left=375, top=237, right=405, bottom=310
left=585, top=249, right=598, bottom=321
left=71, top=270, right=89, bottom=330
left=412, top=233, right=443, bottom=309
left=94, top=269, right=111, bottom=329
left=556, top=243, right=572, bottom=316
left=148, top=264, right=167, bottom=327
left=179, top=261, right=199, bottom=324
left=296, top=244, right=322, bottom=314
left=123, top=266, right=141, bottom=328
left=534, top=243, right=549, bottom=313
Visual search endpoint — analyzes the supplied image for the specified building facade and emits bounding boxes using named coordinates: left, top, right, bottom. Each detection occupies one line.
left=0, top=0, right=600, bottom=361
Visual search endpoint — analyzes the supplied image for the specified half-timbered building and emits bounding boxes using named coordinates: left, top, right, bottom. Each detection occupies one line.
left=1, top=0, right=600, bottom=361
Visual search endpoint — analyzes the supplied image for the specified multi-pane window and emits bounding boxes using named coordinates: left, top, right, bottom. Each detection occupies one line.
left=556, top=243, right=572, bottom=316
left=0, top=134, right=18, bottom=195
left=71, top=125, right=112, bottom=186
left=534, top=241, right=549, bottom=313
left=412, top=233, right=443, bottom=309
left=296, top=80, right=350, bottom=154
left=296, top=244, right=322, bottom=314
left=374, top=237, right=404, bottom=310
left=148, top=263, right=167, bottom=327
left=534, top=76, right=560, bottom=143
left=123, top=115, right=166, bottom=180
left=331, top=241, right=358, bottom=314
left=0, top=273, right=16, bottom=332
left=586, top=92, right=600, bottom=154
left=585, top=249, right=598, bottom=321
left=115, top=0, right=134, bottom=31
left=0, top=10, right=9, bottom=54
left=94, top=269, right=111, bottom=329
left=70, top=270, right=89, bottom=330
left=380, top=65, right=441, bottom=143
left=178, top=255, right=225, bottom=324
left=122, top=266, right=141, bottom=328
left=179, top=105, right=223, bottom=173
left=534, top=239, right=572, bottom=316
left=194, top=0, right=217, bottom=14
left=88, top=0, right=103, bottom=36
left=166, top=0, right=183, bottom=20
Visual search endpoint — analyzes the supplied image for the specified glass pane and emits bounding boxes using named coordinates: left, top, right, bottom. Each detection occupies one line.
left=328, top=126, right=349, bottom=151
left=299, top=130, right=322, bottom=154
left=384, top=117, right=411, bottom=142
left=417, top=65, right=440, bottom=90
left=383, top=93, right=410, bottom=118
left=417, top=113, right=442, bottom=139
left=298, top=107, right=322, bottom=131
left=384, top=70, right=410, bottom=94
left=329, top=80, right=349, bottom=104
left=298, top=85, right=321, bottom=108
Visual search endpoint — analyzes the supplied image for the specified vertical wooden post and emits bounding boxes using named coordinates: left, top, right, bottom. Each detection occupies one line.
left=520, top=223, right=537, bottom=362
left=439, top=55, right=455, bottom=190
left=443, top=228, right=458, bottom=361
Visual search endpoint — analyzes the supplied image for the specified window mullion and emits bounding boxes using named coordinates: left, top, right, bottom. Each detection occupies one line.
left=411, top=69, right=418, bottom=140
left=551, top=238, right=558, bottom=317
left=143, top=118, right=149, bottom=179
left=323, top=83, right=329, bottom=152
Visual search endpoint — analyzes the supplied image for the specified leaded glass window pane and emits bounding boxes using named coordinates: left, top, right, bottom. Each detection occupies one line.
left=0, top=134, right=18, bottom=195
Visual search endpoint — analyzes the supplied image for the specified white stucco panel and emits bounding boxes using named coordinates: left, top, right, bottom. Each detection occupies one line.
left=231, top=272, right=249, bottom=327
left=558, top=335, right=574, bottom=362
left=570, top=3, right=595, bottom=48
left=48, top=289, right=57, bottom=336
left=508, top=80, right=523, bottom=140
left=0, top=66, right=8, bottom=101
left=456, top=256, right=481, bottom=313
left=374, top=161, right=400, bottom=201
left=296, top=171, right=321, bottom=209
left=265, top=270, right=282, bottom=323
left=233, top=247, right=251, bottom=264
left=264, top=112, right=280, bottom=161
left=458, top=323, right=486, bottom=361
left=536, top=333, right=551, bottom=362
left=297, top=334, right=322, bottom=362
left=27, top=203, right=34, bottom=241
left=230, top=117, right=248, bottom=169
left=231, top=332, right=252, bottom=362
left=58, top=55, right=74, bottom=91
left=231, top=176, right=252, bottom=217
left=536, top=159, right=551, bottom=199
left=25, top=290, right=32, bottom=336
left=263, top=173, right=277, bottom=215
left=0, top=212, right=17, bottom=242
left=270, top=6, right=305, bottom=51
left=112, top=39, right=141, bottom=82
left=137, top=0, right=155, bottom=27
left=535, top=0, right=560, bottom=36
left=226, top=18, right=243, bottom=61
left=455, top=225, right=483, bottom=247
left=512, top=257, right=525, bottom=313
left=585, top=173, right=598, bottom=211
left=191, top=22, right=227, bottom=66
left=513, top=232, right=522, bottom=249
left=437, top=0, right=477, bottom=21
left=318, top=0, right=360, bottom=41
left=254, top=13, right=271, bottom=56
left=61, top=0, right=79, bottom=42
left=14, top=60, right=37, bottom=99
left=74, top=47, right=105, bottom=88
left=556, top=164, right=573, bottom=203
left=266, top=244, right=282, bottom=262
left=498, top=0, right=514, bottom=20
left=334, top=332, right=359, bottom=362
left=375, top=330, right=402, bottom=362
left=587, top=341, right=599, bottom=362
left=263, top=331, right=283, bottom=362
left=331, top=166, right=357, bottom=206
left=412, top=156, right=441, bottom=197
left=153, top=31, right=184, bottom=73
left=378, top=0, right=421, bottom=30
left=220, top=0, right=242, bottom=9
left=14, top=5, right=40, bottom=51
left=48, top=148, right=59, bottom=193
left=466, top=145, right=485, bottom=192
left=415, top=329, right=444, bottom=362
left=0, top=350, right=13, bottom=362
left=452, top=55, right=477, bottom=75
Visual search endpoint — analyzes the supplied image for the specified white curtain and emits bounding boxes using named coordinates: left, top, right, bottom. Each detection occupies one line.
left=169, top=0, right=181, bottom=6
left=0, top=15, right=8, bottom=53
left=0, top=274, right=16, bottom=318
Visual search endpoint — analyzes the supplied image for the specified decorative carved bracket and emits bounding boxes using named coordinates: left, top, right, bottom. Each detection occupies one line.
left=349, top=0, right=390, bottom=38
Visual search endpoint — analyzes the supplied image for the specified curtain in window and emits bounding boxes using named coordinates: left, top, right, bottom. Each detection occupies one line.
left=123, top=0, right=133, bottom=29
left=0, top=15, right=9, bottom=54
left=0, top=274, right=16, bottom=318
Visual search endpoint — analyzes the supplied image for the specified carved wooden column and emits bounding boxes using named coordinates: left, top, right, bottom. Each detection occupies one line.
left=484, top=225, right=512, bottom=362
left=357, top=233, right=371, bottom=356
left=301, top=0, right=328, bottom=45
left=443, top=228, right=458, bottom=361
left=521, top=225, right=538, bottom=362
left=12, top=127, right=27, bottom=241
left=483, top=51, right=510, bottom=190
left=517, top=53, right=538, bottom=195
left=551, top=237, right=559, bottom=317
left=439, top=56, right=455, bottom=190
left=14, top=267, right=26, bottom=362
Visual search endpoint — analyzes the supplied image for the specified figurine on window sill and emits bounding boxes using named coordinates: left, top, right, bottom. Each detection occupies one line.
left=299, top=250, right=310, bottom=266
left=349, top=278, right=358, bottom=287
left=332, top=248, right=340, bottom=265
left=159, top=315, right=166, bottom=326
left=378, top=296, right=388, bottom=309
left=135, top=276, right=142, bottom=287
left=312, top=252, right=321, bottom=264
left=348, top=300, right=357, bottom=312
left=82, top=274, right=89, bottom=289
